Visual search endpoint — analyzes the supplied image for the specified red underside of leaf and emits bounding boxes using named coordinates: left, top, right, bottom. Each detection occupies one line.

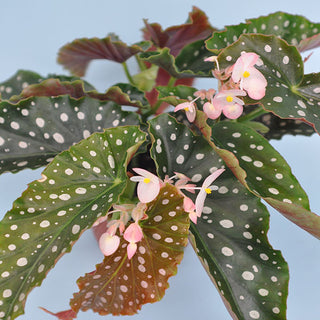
left=40, top=307, right=77, bottom=320
left=143, top=6, right=213, bottom=56
left=58, top=37, right=145, bottom=76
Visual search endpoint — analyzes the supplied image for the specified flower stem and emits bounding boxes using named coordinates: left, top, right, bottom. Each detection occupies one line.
left=238, top=106, right=268, bottom=122
left=122, top=62, right=135, bottom=85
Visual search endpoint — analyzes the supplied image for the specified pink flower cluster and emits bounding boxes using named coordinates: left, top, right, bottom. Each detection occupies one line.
left=174, top=52, right=267, bottom=121
left=98, top=168, right=225, bottom=259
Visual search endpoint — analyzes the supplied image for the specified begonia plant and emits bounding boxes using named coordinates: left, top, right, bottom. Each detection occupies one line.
left=0, top=7, right=320, bottom=320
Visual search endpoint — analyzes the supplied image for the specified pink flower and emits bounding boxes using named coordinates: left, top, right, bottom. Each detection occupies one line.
left=174, top=101, right=197, bottom=122
left=183, top=196, right=199, bottom=224
left=195, top=169, right=225, bottom=217
left=123, top=222, right=143, bottom=259
left=205, top=89, right=246, bottom=120
left=130, top=168, right=161, bottom=203
left=231, top=52, right=267, bottom=100
left=99, top=232, right=120, bottom=256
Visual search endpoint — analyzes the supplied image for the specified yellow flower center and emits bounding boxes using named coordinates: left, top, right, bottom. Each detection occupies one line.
left=184, top=107, right=189, bottom=112
left=143, top=178, right=151, bottom=184
left=243, top=71, right=250, bottom=78
left=226, top=96, right=233, bottom=102
left=205, top=188, right=212, bottom=194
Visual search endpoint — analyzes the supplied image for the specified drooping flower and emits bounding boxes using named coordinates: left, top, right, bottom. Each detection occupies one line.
left=174, top=101, right=197, bottom=122
left=231, top=52, right=267, bottom=100
left=204, top=55, right=220, bottom=70
left=130, top=168, right=161, bottom=203
left=205, top=89, right=246, bottom=120
left=123, top=222, right=144, bottom=259
left=99, top=232, right=120, bottom=256
left=195, top=169, right=225, bottom=216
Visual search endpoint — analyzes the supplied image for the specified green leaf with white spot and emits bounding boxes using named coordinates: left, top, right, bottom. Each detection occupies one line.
left=105, top=83, right=149, bottom=108
left=139, top=47, right=212, bottom=79
left=174, top=39, right=215, bottom=75
left=0, top=125, right=146, bottom=320
left=148, top=113, right=289, bottom=320
left=156, top=85, right=198, bottom=106
left=0, top=96, right=140, bottom=174
left=206, top=12, right=320, bottom=53
left=70, top=183, right=189, bottom=316
left=217, top=34, right=320, bottom=134
left=0, top=70, right=44, bottom=100
left=211, top=121, right=320, bottom=239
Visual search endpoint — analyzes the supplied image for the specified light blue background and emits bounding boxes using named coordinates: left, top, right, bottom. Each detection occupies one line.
left=0, top=1, right=319, bottom=319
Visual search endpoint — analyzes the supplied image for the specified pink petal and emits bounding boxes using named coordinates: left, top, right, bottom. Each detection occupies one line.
left=217, top=89, right=246, bottom=99
left=99, top=233, right=120, bottom=256
left=174, top=102, right=191, bottom=112
left=189, top=210, right=198, bottom=224
left=240, top=52, right=260, bottom=68
left=195, top=189, right=207, bottom=216
left=137, top=179, right=160, bottom=203
left=132, top=168, right=158, bottom=182
left=194, top=89, right=207, bottom=99
left=232, top=52, right=261, bottom=83
left=202, top=169, right=226, bottom=189
left=242, top=68, right=267, bottom=100
left=183, top=196, right=196, bottom=212
left=203, top=101, right=222, bottom=120
left=231, top=58, right=245, bottom=83
left=186, top=104, right=196, bottom=122
left=127, top=242, right=137, bottom=259
left=123, top=222, right=143, bottom=243
left=223, top=103, right=243, bottom=119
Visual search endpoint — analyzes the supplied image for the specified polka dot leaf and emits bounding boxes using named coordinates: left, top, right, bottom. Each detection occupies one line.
left=70, top=183, right=189, bottom=316
left=104, top=83, right=149, bottom=108
left=139, top=46, right=212, bottom=79
left=0, top=125, right=146, bottom=320
left=0, top=95, right=140, bottom=174
left=58, top=34, right=151, bottom=76
left=211, top=121, right=320, bottom=239
left=217, top=34, right=320, bottom=134
left=0, top=70, right=44, bottom=100
left=206, top=11, right=320, bottom=53
left=148, top=114, right=289, bottom=320
left=174, top=39, right=216, bottom=75
left=156, top=85, right=198, bottom=106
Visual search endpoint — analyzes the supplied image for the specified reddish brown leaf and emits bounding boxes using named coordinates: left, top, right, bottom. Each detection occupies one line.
left=12, top=78, right=147, bottom=108
left=17, top=79, right=88, bottom=100
left=143, top=6, right=214, bottom=56
left=70, top=184, right=190, bottom=316
left=58, top=36, right=149, bottom=76
left=40, top=307, right=77, bottom=320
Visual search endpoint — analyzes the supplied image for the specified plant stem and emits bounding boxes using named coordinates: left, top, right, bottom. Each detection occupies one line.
left=238, top=106, right=268, bottom=122
left=135, top=55, right=147, bottom=71
left=167, top=76, right=177, bottom=87
left=122, top=62, right=135, bottom=85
